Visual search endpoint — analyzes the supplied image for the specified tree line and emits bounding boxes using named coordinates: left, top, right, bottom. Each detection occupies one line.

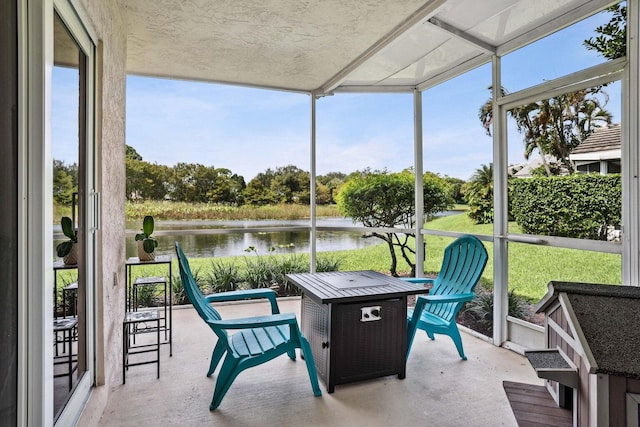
left=52, top=146, right=463, bottom=208
left=123, top=146, right=349, bottom=206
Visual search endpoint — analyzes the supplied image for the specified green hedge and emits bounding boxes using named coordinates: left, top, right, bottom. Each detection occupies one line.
left=510, top=174, right=621, bottom=239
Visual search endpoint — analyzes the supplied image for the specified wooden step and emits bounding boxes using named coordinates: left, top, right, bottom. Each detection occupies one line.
left=503, top=381, right=572, bottom=427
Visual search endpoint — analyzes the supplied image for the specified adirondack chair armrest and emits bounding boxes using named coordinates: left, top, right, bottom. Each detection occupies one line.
left=209, top=312, right=298, bottom=330
left=401, top=277, right=436, bottom=285
left=418, top=293, right=475, bottom=304
left=205, top=288, right=280, bottom=314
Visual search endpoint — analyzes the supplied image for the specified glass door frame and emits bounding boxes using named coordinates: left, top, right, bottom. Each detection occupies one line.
left=52, top=0, right=98, bottom=424
left=19, top=0, right=98, bottom=424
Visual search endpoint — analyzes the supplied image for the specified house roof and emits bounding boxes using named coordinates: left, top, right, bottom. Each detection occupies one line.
left=571, top=123, right=621, bottom=155
left=122, top=0, right=613, bottom=93
left=536, top=281, right=640, bottom=379
left=508, top=155, right=559, bottom=178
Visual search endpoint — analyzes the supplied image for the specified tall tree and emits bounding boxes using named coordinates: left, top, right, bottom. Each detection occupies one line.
left=479, top=86, right=612, bottom=174
left=126, top=158, right=172, bottom=200
left=479, top=87, right=555, bottom=175
left=53, top=159, right=77, bottom=206
left=125, top=144, right=143, bottom=161
left=317, top=171, right=347, bottom=204
left=206, top=168, right=245, bottom=205
left=169, top=162, right=226, bottom=203
left=243, top=169, right=278, bottom=206
left=533, top=89, right=612, bottom=171
left=583, top=3, right=626, bottom=60
left=442, top=176, right=466, bottom=204
left=243, top=165, right=310, bottom=205
left=270, top=165, right=310, bottom=204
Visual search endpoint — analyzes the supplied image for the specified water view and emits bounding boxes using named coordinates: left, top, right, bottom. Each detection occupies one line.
left=125, top=217, right=380, bottom=258
left=54, top=214, right=460, bottom=260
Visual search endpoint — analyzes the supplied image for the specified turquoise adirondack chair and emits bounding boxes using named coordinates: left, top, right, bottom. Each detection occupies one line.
left=175, top=243, right=321, bottom=410
left=403, top=235, right=488, bottom=360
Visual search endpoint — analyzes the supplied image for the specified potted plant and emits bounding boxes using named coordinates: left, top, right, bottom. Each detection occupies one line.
left=135, top=215, right=158, bottom=261
left=56, top=216, right=78, bottom=265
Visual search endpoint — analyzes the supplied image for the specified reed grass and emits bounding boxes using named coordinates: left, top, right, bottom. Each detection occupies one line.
left=125, top=201, right=339, bottom=221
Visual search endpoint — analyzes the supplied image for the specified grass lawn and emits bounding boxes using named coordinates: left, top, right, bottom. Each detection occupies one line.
left=330, top=214, right=620, bottom=301
left=435, top=214, right=620, bottom=300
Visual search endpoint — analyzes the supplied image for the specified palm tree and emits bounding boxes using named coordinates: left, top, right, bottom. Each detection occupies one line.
left=479, top=87, right=553, bottom=175
left=478, top=86, right=505, bottom=136
left=464, top=163, right=494, bottom=224
left=532, top=88, right=611, bottom=172
left=467, top=163, right=493, bottom=194
left=479, top=86, right=612, bottom=175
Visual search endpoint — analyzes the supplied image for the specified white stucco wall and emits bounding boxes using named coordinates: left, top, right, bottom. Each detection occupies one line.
left=74, top=0, right=127, bottom=423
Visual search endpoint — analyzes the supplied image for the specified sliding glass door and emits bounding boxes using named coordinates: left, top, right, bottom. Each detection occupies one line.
left=52, top=1, right=97, bottom=423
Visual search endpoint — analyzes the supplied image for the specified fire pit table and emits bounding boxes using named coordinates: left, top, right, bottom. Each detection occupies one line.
left=286, top=270, right=429, bottom=393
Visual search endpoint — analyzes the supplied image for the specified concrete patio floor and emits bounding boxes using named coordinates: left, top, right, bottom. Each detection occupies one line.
left=97, top=298, right=541, bottom=426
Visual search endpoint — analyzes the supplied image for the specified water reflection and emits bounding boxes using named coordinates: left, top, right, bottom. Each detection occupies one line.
left=55, top=215, right=462, bottom=260
left=124, top=218, right=379, bottom=258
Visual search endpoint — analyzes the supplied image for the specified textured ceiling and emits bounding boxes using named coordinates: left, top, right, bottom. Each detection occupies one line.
left=124, top=0, right=430, bottom=92
left=122, top=0, right=613, bottom=93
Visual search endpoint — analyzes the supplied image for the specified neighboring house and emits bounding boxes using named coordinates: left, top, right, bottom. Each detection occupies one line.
left=508, top=155, right=561, bottom=178
left=569, top=124, right=622, bottom=174
left=509, top=124, right=621, bottom=178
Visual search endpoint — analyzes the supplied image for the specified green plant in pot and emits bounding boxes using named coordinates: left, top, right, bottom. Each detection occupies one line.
left=56, top=216, right=78, bottom=265
left=135, top=215, right=158, bottom=261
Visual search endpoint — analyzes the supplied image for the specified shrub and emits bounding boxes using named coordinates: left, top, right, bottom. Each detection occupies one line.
left=460, top=286, right=530, bottom=336
left=172, top=266, right=205, bottom=305
left=272, top=253, right=307, bottom=296
left=174, top=249, right=343, bottom=300
left=242, top=247, right=277, bottom=289
left=510, top=174, right=621, bottom=239
left=206, top=260, right=240, bottom=293
left=56, top=276, right=77, bottom=317
left=466, top=193, right=494, bottom=224
left=135, top=284, right=156, bottom=308
left=463, top=164, right=494, bottom=224
left=316, top=254, right=343, bottom=272
left=171, top=272, right=188, bottom=305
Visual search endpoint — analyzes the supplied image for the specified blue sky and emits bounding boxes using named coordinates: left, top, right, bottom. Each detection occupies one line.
left=53, top=9, right=620, bottom=181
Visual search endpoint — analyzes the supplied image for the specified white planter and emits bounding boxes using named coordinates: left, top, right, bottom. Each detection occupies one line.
left=63, top=242, right=78, bottom=265
left=137, top=240, right=156, bottom=261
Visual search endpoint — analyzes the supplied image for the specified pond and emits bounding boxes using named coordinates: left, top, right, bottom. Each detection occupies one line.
left=54, top=212, right=461, bottom=260
left=125, top=218, right=379, bottom=258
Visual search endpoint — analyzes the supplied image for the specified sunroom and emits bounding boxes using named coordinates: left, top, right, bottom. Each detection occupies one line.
left=4, top=0, right=640, bottom=425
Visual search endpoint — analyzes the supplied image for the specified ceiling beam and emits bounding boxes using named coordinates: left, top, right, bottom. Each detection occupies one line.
left=317, top=0, right=448, bottom=95
left=427, top=17, right=496, bottom=55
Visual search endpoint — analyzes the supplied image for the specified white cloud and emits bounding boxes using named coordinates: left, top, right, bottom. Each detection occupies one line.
left=119, top=14, right=622, bottom=184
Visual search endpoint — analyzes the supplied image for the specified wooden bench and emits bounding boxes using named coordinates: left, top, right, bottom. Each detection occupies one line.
left=503, top=381, right=572, bottom=427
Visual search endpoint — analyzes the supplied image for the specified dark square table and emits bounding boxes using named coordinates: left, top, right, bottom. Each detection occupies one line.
left=286, top=270, right=428, bottom=392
